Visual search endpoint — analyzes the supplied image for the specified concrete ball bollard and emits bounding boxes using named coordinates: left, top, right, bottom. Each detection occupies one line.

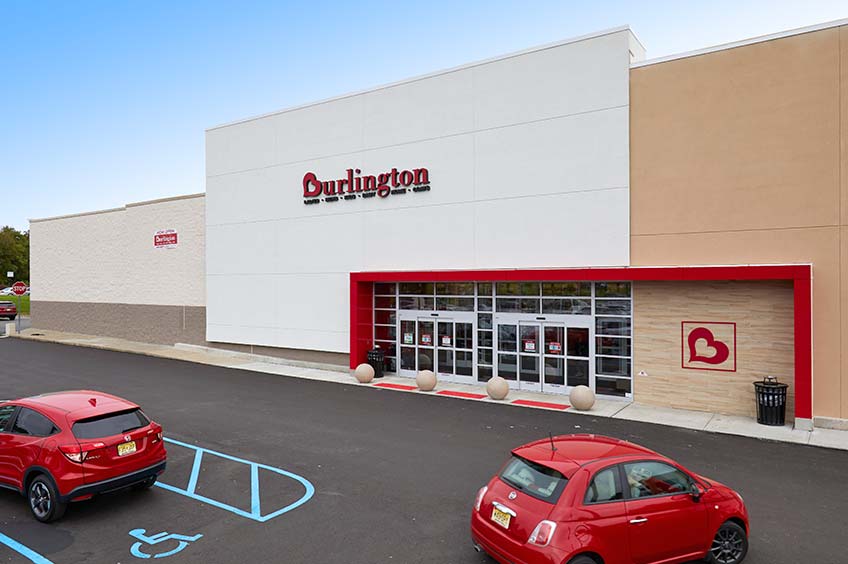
left=569, top=385, right=595, bottom=411
left=486, top=376, right=509, bottom=400
left=416, top=370, right=437, bottom=391
left=354, top=363, right=375, bottom=383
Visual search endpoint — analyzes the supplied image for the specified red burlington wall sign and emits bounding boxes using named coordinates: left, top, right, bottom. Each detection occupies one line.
left=302, top=167, right=430, bottom=205
left=154, top=230, right=178, bottom=248
left=681, top=321, right=736, bottom=372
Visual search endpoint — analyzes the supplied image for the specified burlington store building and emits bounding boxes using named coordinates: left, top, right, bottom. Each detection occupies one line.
left=31, top=21, right=848, bottom=431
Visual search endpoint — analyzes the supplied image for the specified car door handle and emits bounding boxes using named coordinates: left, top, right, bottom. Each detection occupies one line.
left=629, top=518, right=648, bottom=524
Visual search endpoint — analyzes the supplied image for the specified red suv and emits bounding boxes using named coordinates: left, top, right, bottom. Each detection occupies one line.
left=0, top=391, right=166, bottom=522
left=471, top=434, right=749, bottom=564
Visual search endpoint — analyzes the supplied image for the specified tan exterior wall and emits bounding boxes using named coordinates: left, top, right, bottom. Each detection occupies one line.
left=631, top=25, right=848, bottom=419
left=633, top=281, right=794, bottom=419
left=30, top=194, right=206, bottom=306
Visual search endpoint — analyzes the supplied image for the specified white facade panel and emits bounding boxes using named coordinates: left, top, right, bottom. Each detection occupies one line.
left=472, top=188, right=629, bottom=268
left=362, top=71, right=475, bottom=148
left=474, top=107, right=629, bottom=199
left=361, top=204, right=477, bottom=271
left=472, top=32, right=629, bottom=130
left=206, top=28, right=636, bottom=353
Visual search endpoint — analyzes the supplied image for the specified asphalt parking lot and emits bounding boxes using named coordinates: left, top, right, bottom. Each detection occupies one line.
left=0, top=338, right=846, bottom=564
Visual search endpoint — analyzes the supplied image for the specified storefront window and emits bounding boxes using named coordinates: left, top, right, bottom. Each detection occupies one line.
left=542, top=282, right=591, bottom=296
left=377, top=279, right=633, bottom=396
left=595, top=282, right=631, bottom=297
left=436, top=282, right=475, bottom=295
left=496, top=282, right=540, bottom=296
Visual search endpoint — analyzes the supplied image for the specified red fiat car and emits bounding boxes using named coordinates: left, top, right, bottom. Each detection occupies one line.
left=471, top=435, right=749, bottom=564
left=0, top=391, right=166, bottom=522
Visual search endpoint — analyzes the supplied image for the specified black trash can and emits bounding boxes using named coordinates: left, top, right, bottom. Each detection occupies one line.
left=367, top=347, right=385, bottom=379
left=753, top=376, right=788, bottom=426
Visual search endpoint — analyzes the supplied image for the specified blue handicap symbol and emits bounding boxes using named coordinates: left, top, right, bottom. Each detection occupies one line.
left=129, top=528, right=203, bottom=559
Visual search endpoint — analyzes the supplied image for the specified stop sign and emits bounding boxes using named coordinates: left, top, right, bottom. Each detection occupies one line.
left=11, top=281, right=27, bottom=296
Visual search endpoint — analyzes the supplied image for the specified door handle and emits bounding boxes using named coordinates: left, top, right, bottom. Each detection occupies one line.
left=629, top=518, right=648, bottom=524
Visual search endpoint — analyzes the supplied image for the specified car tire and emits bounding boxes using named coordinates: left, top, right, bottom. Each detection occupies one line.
left=10, top=315, right=16, bottom=320
left=706, top=521, right=748, bottom=564
left=28, top=475, right=67, bottom=523
left=567, top=556, right=599, bottom=564
left=134, top=476, right=157, bottom=491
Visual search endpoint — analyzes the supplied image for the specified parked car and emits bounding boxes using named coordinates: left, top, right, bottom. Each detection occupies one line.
left=0, top=301, right=16, bottom=320
left=0, top=391, right=167, bottom=522
left=471, top=434, right=749, bottom=564
left=0, top=287, right=14, bottom=296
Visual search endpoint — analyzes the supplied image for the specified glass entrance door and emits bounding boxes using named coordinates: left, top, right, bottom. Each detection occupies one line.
left=494, top=313, right=593, bottom=394
left=397, top=312, right=475, bottom=384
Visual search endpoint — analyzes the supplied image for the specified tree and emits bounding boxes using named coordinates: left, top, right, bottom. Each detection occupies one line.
left=0, top=227, right=29, bottom=284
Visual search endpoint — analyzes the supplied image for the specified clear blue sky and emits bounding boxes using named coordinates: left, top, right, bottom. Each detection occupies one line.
left=2, top=1, right=846, bottom=230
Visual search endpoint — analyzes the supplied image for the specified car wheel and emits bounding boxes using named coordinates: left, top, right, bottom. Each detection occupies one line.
left=134, top=476, right=157, bottom=490
left=28, top=475, right=66, bottom=523
left=567, top=556, right=598, bottom=564
left=707, top=521, right=748, bottom=564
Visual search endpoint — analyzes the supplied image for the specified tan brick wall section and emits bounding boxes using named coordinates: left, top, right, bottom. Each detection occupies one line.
left=633, top=281, right=794, bottom=420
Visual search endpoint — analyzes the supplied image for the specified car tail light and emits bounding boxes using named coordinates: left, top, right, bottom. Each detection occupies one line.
left=528, top=520, right=557, bottom=547
left=59, top=442, right=105, bottom=463
left=150, top=423, right=163, bottom=443
left=474, top=486, right=488, bottom=512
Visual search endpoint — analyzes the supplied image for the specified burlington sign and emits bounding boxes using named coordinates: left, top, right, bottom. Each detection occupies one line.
left=302, top=167, right=430, bottom=205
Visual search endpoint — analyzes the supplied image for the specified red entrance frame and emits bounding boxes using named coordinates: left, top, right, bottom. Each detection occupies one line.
left=350, top=265, right=813, bottom=423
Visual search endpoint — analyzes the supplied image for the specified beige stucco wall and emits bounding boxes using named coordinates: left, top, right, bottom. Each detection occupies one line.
left=633, top=281, right=795, bottom=419
left=631, top=25, right=848, bottom=419
left=30, top=194, right=206, bottom=306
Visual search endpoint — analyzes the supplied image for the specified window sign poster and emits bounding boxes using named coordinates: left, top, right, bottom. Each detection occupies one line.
left=548, top=342, right=562, bottom=354
left=421, top=334, right=432, bottom=345
left=441, top=335, right=452, bottom=347
left=403, top=332, right=414, bottom=345
left=523, top=339, right=537, bottom=353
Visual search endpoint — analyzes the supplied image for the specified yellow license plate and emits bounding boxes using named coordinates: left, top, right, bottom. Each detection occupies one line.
left=491, top=507, right=511, bottom=529
left=117, top=441, right=137, bottom=456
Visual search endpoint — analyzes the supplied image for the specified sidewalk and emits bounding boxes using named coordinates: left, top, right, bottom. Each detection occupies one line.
left=12, top=328, right=848, bottom=452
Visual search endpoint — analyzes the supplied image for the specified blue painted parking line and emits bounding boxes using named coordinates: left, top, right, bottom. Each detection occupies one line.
left=156, top=437, right=315, bottom=523
left=0, top=531, right=53, bottom=564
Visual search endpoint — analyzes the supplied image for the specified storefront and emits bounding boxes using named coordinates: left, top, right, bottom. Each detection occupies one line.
left=30, top=20, right=848, bottom=430
left=368, top=280, right=631, bottom=397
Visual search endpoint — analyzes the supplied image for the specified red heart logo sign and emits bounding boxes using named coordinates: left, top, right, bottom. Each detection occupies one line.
left=687, top=327, right=730, bottom=365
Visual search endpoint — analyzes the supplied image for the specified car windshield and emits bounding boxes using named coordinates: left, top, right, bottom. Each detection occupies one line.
left=72, top=409, right=150, bottom=439
left=500, top=455, right=568, bottom=502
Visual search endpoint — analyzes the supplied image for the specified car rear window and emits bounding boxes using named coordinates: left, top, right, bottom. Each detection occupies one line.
left=500, top=455, right=568, bottom=502
left=0, top=302, right=13, bottom=306
left=72, top=409, right=150, bottom=439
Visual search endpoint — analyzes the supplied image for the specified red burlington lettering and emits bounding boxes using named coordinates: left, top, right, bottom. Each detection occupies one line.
left=376, top=173, right=391, bottom=197
left=303, top=167, right=429, bottom=200
left=302, top=172, right=322, bottom=197
left=413, top=168, right=429, bottom=185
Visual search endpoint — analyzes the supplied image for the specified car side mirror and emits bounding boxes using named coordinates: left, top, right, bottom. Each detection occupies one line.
left=691, top=483, right=705, bottom=502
